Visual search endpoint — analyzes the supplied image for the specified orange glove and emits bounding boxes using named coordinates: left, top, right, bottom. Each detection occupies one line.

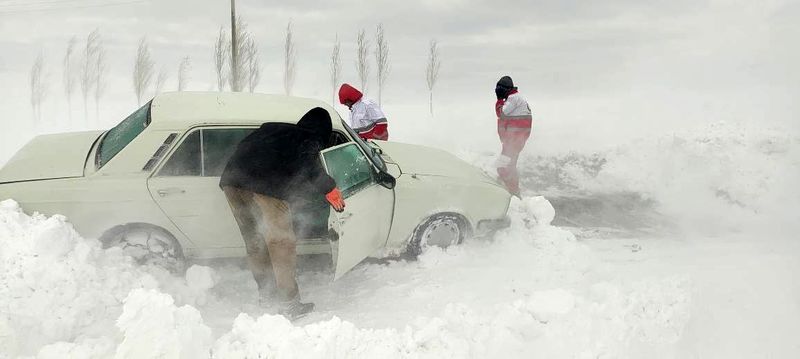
left=325, top=188, right=345, bottom=212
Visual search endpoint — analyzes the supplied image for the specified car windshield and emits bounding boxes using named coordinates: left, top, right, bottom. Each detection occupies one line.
left=96, top=102, right=151, bottom=169
left=341, top=119, right=387, bottom=172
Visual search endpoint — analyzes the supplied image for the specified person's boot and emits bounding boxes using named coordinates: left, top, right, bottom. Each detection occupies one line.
left=278, top=297, right=315, bottom=320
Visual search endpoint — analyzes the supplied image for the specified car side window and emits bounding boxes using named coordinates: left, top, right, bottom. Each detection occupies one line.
left=158, top=130, right=201, bottom=176
left=202, top=128, right=254, bottom=177
left=158, top=128, right=254, bottom=177
left=322, top=143, right=376, bottom=197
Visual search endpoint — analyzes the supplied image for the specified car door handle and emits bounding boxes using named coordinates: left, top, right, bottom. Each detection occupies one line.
left=157, top=188, right=186, bottom=197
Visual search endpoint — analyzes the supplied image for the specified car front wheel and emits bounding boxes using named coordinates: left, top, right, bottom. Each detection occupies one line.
left=405, top=213, right=469, bottom=259
left=100, top=223, right=185, bottom=272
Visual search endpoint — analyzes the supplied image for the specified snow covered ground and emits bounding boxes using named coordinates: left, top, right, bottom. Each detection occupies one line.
left=1, top=120, right=797, bottom=358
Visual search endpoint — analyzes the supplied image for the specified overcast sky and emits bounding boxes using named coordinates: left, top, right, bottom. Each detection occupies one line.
left=0, top=0, right=797, bottom=155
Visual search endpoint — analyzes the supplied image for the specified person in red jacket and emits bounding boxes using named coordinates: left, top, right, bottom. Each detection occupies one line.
left=338, top=83, right=389, bottom=141
left=494, top=76, right=532, bottom=196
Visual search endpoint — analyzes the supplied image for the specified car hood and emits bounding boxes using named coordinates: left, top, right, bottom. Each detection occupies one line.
left=373, top=141, right=500, bottom=185
left=0, top=131, right=103, bottom=183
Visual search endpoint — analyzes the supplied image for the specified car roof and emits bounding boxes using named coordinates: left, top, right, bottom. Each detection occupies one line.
left=148, top=91, right=345, bottom=131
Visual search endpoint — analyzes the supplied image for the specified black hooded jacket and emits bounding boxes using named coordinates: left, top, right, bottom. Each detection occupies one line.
left=219, top=107, right=337, bottom=203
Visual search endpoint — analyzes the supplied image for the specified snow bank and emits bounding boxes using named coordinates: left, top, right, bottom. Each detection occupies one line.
left=213, top=278, right=688, bottom=359
left=211, top=197, right=690, bottom=359
left=0, top=199, right=157, bottom=357
left=585, top=122, right=800, bottom=232
left=0, top=200, right=219, bottom=358
left=465, top=121, right=799, bottom=233
left=1, top=196, right=694, bottom=358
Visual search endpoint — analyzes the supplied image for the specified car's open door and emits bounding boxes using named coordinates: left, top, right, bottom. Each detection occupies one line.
left=321, top=142, right=394, bottom=279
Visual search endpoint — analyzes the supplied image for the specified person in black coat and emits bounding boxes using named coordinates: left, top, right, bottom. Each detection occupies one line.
left=220, top=107, right=345, bottom=320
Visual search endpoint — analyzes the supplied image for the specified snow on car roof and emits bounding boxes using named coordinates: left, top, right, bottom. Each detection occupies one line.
left=148, top=92, right=345, bottom=130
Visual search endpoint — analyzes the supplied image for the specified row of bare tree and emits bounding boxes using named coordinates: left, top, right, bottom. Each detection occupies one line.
left=31, top=29, right=107, bottom=125
left=29, top=22, right=444, bottom=125
left=214, top=18, right=261, bottom=93
left=218, top=20, right=442, bottom=114
left=329, top=25, right=392, bottom=106
left=31, top=29, right=190, bottom=126
left=327, top=24, right=440, bottom=114
left=132, top=38, right=192, bottom=106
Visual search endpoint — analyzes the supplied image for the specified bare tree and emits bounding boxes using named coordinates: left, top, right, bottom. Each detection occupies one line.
left=330, top=34, right=341, bottom=105
left=155, top=67, right=168, bottom=95
left=30, top=51, right=47, bottom=125
left=243, top=37, right=260, bottom=92
left=93, top=37, right=107, bottom=121
left=132, top=37, right=154, bottom=106
left=80, top=29, right=101, bottom=121
left=213, top=27, right=229, bottom=91
left=375, top=24, right=390, bottom=105
left=283, top=21, right=296, bottom=95
left=425, top=40, right=441, bottom=116
left=356, top=29, right=370, bottom=93
left=177, top=56, right=191, bottom=91
left=228, top=17, right=250, bottom=92
left=63, top=36, right=78, bottom=123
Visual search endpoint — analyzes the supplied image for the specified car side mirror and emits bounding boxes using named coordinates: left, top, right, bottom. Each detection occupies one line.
left=367, top=141, right=384, bottom=155
left=377, top=170, right=396, bottom=189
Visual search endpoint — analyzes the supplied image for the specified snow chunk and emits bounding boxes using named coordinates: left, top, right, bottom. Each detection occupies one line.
left=184, top=265, right=219, bottom=306
left=523, top=196, right=556, bottom=226
left=115, top=289, right=212, bottom=359
left=186, top=265, right=218, bottom=292
left=507, top=195, right=558, bottom=228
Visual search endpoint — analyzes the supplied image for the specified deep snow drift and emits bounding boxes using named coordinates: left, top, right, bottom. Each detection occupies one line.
left=0, top=196, right=695, bottom=359
left=1, top=121, right=798, bottom=358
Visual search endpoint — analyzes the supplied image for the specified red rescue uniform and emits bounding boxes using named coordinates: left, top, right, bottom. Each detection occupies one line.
left=495, top=89, right=532, bottom=195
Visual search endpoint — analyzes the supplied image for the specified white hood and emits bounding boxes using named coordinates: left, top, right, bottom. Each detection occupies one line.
left=0, top=131, right=103, bottom=183
left=374, top=141, right=500, bottom=185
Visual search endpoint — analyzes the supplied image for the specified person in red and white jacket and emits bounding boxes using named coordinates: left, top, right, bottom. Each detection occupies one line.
left=494, top=76, right=532, bottom=196
left=338, top=83, right=389, bottom=141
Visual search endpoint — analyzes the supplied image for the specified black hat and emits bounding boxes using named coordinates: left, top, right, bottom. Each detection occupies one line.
left=497, top=76, right=515, bottom=90
left=297, top=107, right=332, bottom=139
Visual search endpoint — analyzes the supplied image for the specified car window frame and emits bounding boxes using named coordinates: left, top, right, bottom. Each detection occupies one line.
left=95, top=101, right=152, bottom=170
left=340, top=120, right=388, bottom=173
left=150, top=123, right=361, bottom=180
left=320, top=142, right=382, bottom=198
left=150, top=125, right=259, bottom=178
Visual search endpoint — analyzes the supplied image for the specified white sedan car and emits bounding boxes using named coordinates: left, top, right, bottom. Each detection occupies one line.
left=0, top=92, right=510, bottom=277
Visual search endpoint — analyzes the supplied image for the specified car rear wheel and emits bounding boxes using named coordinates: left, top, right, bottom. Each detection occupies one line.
left=406, top=213, right=469, bottom=259
left=100, top=223, right=185, bottom=272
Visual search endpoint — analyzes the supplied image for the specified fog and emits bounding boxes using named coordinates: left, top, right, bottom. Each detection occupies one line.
left=1, top=0, right=797, bottom=165
left=1, top=1, right=799, bottom=357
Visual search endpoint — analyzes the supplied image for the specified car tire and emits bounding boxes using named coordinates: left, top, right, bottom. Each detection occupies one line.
left=100, top=223, right=185, bottom=272
left=405, top=213, right=470, bottom=260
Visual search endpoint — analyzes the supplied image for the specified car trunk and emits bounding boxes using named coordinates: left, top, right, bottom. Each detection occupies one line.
left=0, top=131, right=103, bottom=183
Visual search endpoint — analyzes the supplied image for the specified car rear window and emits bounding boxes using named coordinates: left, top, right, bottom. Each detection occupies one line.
left=96, top=102, right=151, bottom=168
